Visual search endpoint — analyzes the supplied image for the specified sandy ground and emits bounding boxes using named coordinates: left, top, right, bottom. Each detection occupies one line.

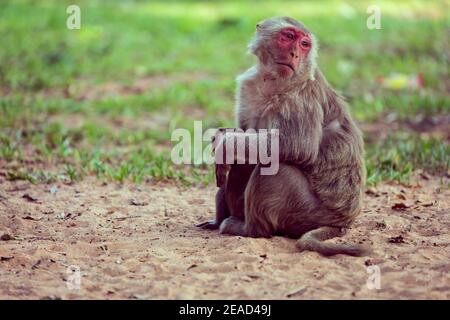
left=0, top=173, right=449, bottom=300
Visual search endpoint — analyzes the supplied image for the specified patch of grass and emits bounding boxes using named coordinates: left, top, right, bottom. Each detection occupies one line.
left=366, top=133, right=449, bottom=185
left=6, top=170, right=38, bottom=184
left=64, top=164, right=81, bottom=183
left=0, top=140, right=19, bottom=162
left=0, top=0, right=448, bottom=185
left=6, top=169, right=58, bottom=184
left=352, top=91, right=449, bottom=122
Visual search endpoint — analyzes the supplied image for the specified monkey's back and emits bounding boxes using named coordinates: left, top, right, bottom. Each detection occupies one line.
left=236, top=68, right=365, bottom=226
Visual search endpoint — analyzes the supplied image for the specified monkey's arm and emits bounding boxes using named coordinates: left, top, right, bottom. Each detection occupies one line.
left=214, top=131, right=273, bottom=165
left=215, top=108, right=323, bottom=167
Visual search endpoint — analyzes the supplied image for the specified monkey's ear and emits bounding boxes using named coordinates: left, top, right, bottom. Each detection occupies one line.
left=255, top=19, right=266, bottom=31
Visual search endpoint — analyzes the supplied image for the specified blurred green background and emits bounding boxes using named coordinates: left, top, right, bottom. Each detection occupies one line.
left=0, top=0, right=448, bottom=185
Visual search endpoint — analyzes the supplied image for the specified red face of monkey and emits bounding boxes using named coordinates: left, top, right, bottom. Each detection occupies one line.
left=273, top=27, right=312, bottom=77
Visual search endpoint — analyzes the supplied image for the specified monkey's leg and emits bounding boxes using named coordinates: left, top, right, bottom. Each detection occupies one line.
left=197, top=165, right=254, bottom=230
left=197, top=186, right=229, bottom=230
left=225, top=164, right=256, bottom=220
left=221, top=164, right=325, bottom=239
left=297, top=226, right=371, bottom=257
left=219, top=165, right=276, bottom=238
left=217, top=164, right=258, bottom=235
left=219, top=213, right=274, bottom=238
left=219, top=215, right=273, bottom=237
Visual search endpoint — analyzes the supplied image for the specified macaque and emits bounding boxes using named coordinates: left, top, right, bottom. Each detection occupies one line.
left=197, top=17, right=369, bottom=256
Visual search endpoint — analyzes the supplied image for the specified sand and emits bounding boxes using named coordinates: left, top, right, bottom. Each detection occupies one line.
left=0, top=173, right=449, bottom=299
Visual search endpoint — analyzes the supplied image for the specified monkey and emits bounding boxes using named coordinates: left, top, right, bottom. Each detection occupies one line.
left=197, top=17, right=370, bottom=257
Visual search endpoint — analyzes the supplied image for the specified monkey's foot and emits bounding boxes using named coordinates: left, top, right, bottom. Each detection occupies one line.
left=196, top=220, right=220, bottom=230
left=219, top=217, right=246, bottom=236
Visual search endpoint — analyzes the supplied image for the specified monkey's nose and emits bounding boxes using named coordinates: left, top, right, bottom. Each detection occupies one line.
left=290, top=52, right=299, bottom=59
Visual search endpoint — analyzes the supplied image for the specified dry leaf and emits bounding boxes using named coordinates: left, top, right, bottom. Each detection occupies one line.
left=1, top=234, right=13, bottom=241
left=22, top=215, right=42, bottom=221
left=391, top=203, right=410, bottom=211
left=388, top=235, right=405, bottom=244
left=365, top=188, right=380, bottom=197
left=22, top=193, right=41, bottom=203
left=130, top=198, right=148, bottom=206
left=1, top=256, right=14, bottom=262
left=287, top=287, right=307, bottom=297
left=396, top=194, right=407, bottom=200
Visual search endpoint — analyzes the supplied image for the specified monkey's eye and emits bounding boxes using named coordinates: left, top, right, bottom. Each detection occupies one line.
left=300, top=40, right=310, bottom=47
left=284, top=33, right=294, bottom=40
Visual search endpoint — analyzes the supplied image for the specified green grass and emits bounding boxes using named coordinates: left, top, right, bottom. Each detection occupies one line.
left=0, top=0, right=448, bottom=185
left=366, top=133, right=449, bottom=185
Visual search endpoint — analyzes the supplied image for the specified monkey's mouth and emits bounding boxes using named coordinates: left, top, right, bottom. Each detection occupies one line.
left=276, top=62, right=295, bottom=72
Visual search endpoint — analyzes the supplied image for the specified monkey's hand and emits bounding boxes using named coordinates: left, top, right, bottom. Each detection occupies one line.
left=213, top=129, right=276, bottom=186
left=213, top=128, right=235, bottom=187
left=216, top=131, right=271, bottom=164
left=215, top=163, right=229, bottom=187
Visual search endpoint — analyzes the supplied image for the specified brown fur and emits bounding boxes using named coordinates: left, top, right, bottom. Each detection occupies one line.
left=197, top=17, right=369, bottom=257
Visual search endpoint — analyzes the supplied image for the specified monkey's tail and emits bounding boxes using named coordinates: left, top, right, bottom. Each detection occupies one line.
left=296, top=226, right=370, bottom=257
